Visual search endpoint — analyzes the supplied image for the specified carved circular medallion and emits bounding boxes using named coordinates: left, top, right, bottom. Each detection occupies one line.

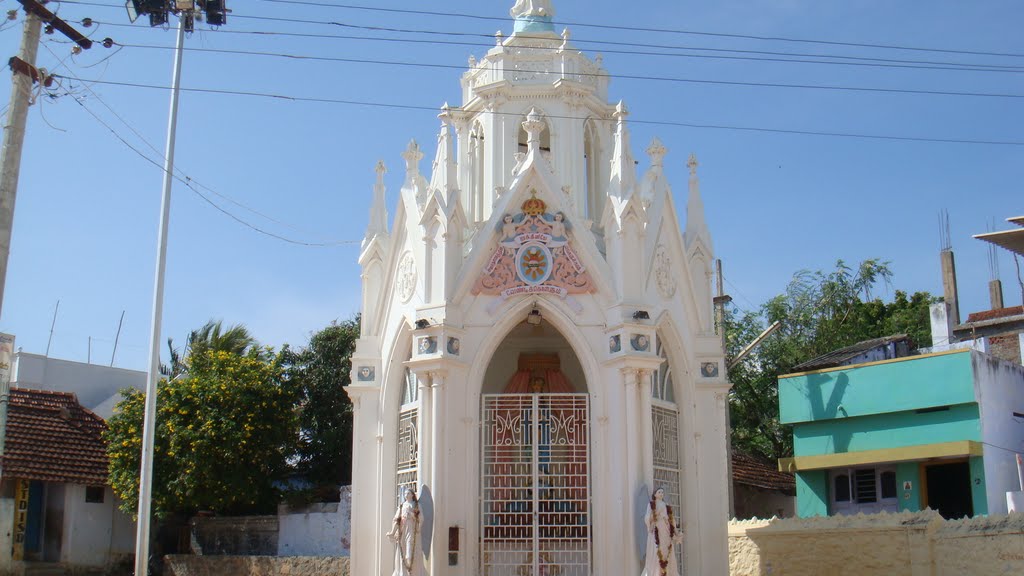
left=397, top=252, right=416, bottom=303
left=516, top=242, right=553, bottom=286
left=654, top=245, right=676, bottom=299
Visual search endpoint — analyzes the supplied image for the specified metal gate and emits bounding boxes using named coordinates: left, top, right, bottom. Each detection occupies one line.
left=481, top=394, right=591, bottom=576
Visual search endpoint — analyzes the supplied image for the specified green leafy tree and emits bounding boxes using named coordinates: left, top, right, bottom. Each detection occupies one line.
left=285, top=318, right=360, bottom=491
left=106, top=348, right=298, bottom=517
left=727, top=259, right=937, bottom=461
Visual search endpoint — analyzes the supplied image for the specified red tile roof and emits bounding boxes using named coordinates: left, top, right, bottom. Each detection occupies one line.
left=965, top=306, right=1024, bottom=324
left=2, top=388, right=109, bottom=486
left=733, top=451, right=795, bottom=494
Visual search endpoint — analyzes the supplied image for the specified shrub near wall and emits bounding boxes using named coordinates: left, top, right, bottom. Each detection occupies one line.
left=729, top=511, right=1024, bottom=576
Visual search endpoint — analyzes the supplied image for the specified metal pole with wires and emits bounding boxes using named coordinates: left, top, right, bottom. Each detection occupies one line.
left=127, top=3, right=227, bottom=573
left=134, top=10, right=184, bottom=575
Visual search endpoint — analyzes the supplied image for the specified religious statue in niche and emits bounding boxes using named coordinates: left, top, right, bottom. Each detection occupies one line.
left=386, top=488, right=425, bottom=576
left=473, top=192, right=593, bottom=311
left=642, top=487, right=683, bottom=576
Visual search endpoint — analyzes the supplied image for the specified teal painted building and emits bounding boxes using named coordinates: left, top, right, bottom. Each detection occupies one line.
left=778, top=343, right=1024, bottom=519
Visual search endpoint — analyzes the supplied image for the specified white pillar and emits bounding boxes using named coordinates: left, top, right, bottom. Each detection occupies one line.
left=621, top=368, right=642, bottom=574
left=639, top=370, right=655, bottom=490
left=429, top=371, right=446, bottom=575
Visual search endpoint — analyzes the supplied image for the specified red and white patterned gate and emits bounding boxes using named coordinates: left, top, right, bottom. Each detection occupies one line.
left=481, top=394, right=591, bottom=576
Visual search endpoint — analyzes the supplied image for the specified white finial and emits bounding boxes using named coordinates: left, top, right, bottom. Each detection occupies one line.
left=468, top=54, right=477, bottom=67
left=595, top=54, right=604, bottom=67
left=402, top=140, right=423, bottom=177
left=510, top=0, right=556, bottom=19
left=688, top=153, right=699, bottom=177
left=365, top=160, right=389, bottom=243
left=495, top=30, right=504, bottom=45
left=522, top=108, right=547, bottom=153
left=560, top=28, right=570, bottom=50
left=614, top=100, right=629, bottom=121
left=647, top=138, right=667, bottom=167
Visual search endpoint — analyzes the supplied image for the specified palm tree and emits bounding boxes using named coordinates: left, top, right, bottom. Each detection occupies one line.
left=163, top=319, right=258, bottom=378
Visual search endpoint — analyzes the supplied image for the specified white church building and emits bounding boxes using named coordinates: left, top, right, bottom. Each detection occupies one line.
left=347, top=2, right=731, bottom=574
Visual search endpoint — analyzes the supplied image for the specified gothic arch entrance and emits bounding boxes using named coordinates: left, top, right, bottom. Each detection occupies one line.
left=479, top=320, right=591, bottom=576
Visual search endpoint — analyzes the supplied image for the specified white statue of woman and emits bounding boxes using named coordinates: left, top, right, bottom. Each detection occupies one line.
left=386, top=489, right=425, bottom=576
left=642, top=487, right=682, bottom=576
left=510, top=0, right=555, bottom=19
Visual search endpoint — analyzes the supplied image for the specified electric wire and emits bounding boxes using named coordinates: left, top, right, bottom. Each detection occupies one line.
left=80, top=17, right=1024, bottom=76
left=248, top=0, right=1024, bottom=60
left=57, top=0, right=1024, bottom=60
left=50, top=74, right=1024, bottom=147
left=59, top=82, right=360, bottom=247
left=37, top=40, right=360, bottom=246
left=111, top=42, right=1024, bottom=100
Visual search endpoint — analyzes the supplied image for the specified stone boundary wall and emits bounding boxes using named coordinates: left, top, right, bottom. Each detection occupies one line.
left=729, top=511, right=1024, bottom=576
left=164, top=555, right=349, bottom=576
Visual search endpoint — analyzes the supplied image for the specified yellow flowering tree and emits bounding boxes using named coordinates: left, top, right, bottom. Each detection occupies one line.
left=105, top=348, right=298, bottom=516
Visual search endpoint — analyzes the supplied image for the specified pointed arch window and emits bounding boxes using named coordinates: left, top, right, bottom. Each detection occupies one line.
left=651, top=333, right=682, bottom=566
left=396, top=368, right=419, bottom=504
left=469, top=122, right=486, bottom=223
left=583, top=119, right=603, bottom=221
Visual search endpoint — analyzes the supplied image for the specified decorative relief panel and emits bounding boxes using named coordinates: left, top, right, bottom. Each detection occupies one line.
left=473, top=192, right=595, bottom=313
left=654, top=244, right=676, bottom=299
left=418, top=336, right=438, bottom=355
left=630, top=334, right=651, bottom=352
left=608, top=335, right=621, bottom=354
left=447, top=337, right=461, bottom=356
left=356, top=366, right=375, bottom=382
left=397, top=252, right=417, bottom=303
left=700, top=361, right=720, bottom=378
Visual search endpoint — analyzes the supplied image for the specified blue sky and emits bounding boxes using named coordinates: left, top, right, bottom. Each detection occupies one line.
left=0, top=0, right=1020, bottom=371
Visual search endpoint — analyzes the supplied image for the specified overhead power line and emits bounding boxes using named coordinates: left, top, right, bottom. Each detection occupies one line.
left=112, top=42, right=1024, bottom=100
left=247, top=0, right=1024, bottom=59
left=58, top=0, right=1024, bottom=60
left=84, top=17, right=1024, bottom=75
left=51, top=74, right=1024, bottom=147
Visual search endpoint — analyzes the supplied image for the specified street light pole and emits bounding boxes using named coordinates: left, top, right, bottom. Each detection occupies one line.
left=134, top=12, right=186, bottom=576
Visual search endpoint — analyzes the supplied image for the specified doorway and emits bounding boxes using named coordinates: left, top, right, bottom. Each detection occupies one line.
left=481, top=393, right=590, bottom=576
left=924, top=461, right=973, bottom=519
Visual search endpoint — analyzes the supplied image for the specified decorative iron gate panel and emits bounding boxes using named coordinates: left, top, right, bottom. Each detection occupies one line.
left=481, top=394, right=591, bottom=576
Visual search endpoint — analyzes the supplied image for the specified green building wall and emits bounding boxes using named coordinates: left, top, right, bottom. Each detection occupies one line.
left=795, top=471, right=828, bottom=517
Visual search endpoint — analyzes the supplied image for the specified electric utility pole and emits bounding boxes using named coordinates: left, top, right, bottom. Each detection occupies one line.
left=123, top=3, right=229, bottom=574
left=0, top=2, right=92, bottom=490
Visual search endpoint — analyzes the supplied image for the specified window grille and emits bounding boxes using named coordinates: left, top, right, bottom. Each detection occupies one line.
left=396, top=368, right=419, bottom=504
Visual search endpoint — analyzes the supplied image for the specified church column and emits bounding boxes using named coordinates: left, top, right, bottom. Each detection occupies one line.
left=428, top=370, right=447, bottom=575
left=621, top=368, right=643, bottom=574
left=418, top=372, right=434, bottom=497
left=345, top=384, right=383, bottom=576
left=638, top=369, right=655, bottom=490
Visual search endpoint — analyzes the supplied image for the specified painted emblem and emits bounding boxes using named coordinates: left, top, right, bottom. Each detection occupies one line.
left=472, top=191, right=594, bottom=313
left=447, top=337, right=461, bottom=356
left=357, top=366, right=375, bottom=382
left=516, top=242, right=553, bottom=285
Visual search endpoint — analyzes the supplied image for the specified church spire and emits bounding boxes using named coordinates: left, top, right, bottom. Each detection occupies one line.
left=364, top=160, right=388, bottom=245
left=429, top=105, right=459, bottom=200
left=684, top=153, right=711, bottom=251
left=608, top=101, right=637, bottom=202
left=510, top=0, right=557, bottom=34
left=401, top=139, right=428, bottom=209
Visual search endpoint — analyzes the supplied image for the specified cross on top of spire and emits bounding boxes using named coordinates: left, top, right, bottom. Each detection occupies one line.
left=510, top=0, right=557, bottom=34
